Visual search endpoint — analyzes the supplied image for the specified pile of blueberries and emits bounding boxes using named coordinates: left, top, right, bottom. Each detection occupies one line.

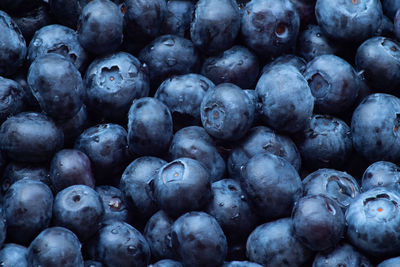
left=2, top=0, right=400, bottom=266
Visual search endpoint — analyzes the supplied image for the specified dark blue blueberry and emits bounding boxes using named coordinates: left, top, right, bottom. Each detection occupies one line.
left=200, top=83, right=254, bottom=140
left=297, top=24, right=338, bottom=61
left=27, top=53, right=85, bottom=121
left=154, top=158, right=211, bottom=217
left=261, top=54, right=307, bottom=73
left=190, top=0, right=240, bottom=55
left=240, top=152, right=302, bottom=220
left=56, top=104, right=88, bottom=147
left=84, top=51, right=149, bottom=122
left=200, top=46, right=259, bottom=89
left=241, top=0, right=300, bottom=57
left=95, top=185, right=130, bottom=223
left=351, top=93, right=400, bottom=162
left=161, top=0, right=194, bottom=37
left=302, top=169, right=360, bottom=210
left=127, top=97, right=173, bottom=156
left=0, top=76, right=25, bottom=123
left=154, top=74, right=214, bottom=129
left=28, top=24, right=88, bottom=73
left=0, top=243, right=28, bottom=267
left=256, top=64, right=314, bottom=133
left=0, top=11, right=26, bottom=77
left=120, top=156, right=166, bottom=219
left=3, top=178, right=53, bottom=245
left=86, top=220, right=150, bottom=267
left=144, top=210, right=177, bottom=261
left=27, top=227, right=84, bottom=267
left=84, top=260, right=103, bottom=267
left=313, top=242, right=372, bottom=267
left=378, top=256, right=400, bottom=267
left=0, top=112, right=64, bottom=163
left=315, top=0, right=383, bottom=43
left=222, top=261, right=263, bottom=267
left=292, top=194, right=345, bottom=251
left=171, top=211, right=227, bottom=267
left=168, top=126, right=225, bottom=182
left=294, top=114, right=353, bottom=170
left=53, top=185, right=104, bottom=241
left=355, top=37, right=400, bottom=93
left=74, top=123, right=131, bottom=185
left=149, top=259, right=183, bottom=267
left=78, top=0, right=124, bottom=55
left=346, top=187, right=400, bottom=257
left=228, top=126, right=301, bottom=179
left=205, top=179, right=257, bottom=243
left=50, top=149, right=95, bottom=193
left=303, top=54, right=360, bottom=114
left=362, top=161, right=400, bottom=192
left=382, top=0, right=400, bottom=19
left=246, top=218, right=313, bottom=267
left=138, top=35, right=199, bottom=88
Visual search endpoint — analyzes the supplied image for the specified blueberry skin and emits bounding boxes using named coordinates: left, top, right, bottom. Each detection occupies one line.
left=27, top=227, right=84, bottom=267
left=378, top=256, right=400, bottom=267
left=190, top=0, right=240, bottom=55
left=346, top=187, right=400, bottom=257
left=222, top=262, right=263, bottom=267
left=0, top=243, right=28, bottom=267
left=303, top=54, right=360, bottom=114
left=84, top=260, right=103, bottom=267
left=241, top=0, right=300, bottom=57
left=28, top=24, right=88, bottom=73
left=256, top=65, right=314, bottom=133
left=200, top=46, right=259, bottom=89
left=154, top=158, right=211, bottom=217
left=292, top=194, right=345, bottom=251
left=313, top=242, right=372, bottom=267
left=351, top=93, right=400, bottom=162
left=362, top=161, right=400, bottom=192
left=200, top=83, right=254, bottom=141
left=144, top=210, right=176, bottom=260
left=120, top=156, right=167, bottom=219
left=0, top=76, right=25, bottom=123
left=74, top=123, right=131, bottom=185
left=0, top=112, right=64, bottom=163
left=155, top=74, right=214, bottom=129
left=0, top=11, right=26, bottom=77
left=295, top=114, right=353, bottom=170
left=315, top=0, right=383, bottom=43
left=86, top=220, right=150, bottom=267
left=150, top=259, right=183, bottom=267
left=78, top=0, right=124, bottom=55
left=56, top=104, right=88, bottom=147
left=205, top=179, right=257, bottom=243
left=95, top=185, right=130, bottom=223
left=240, top=152, right=302, bottom=220
left=168, top=126, right=226, bottom=182
left=50, top=149, right=95, bottom=193
left=246, top=218, right=313, bottom=267
left=228, top=126, right=301, bottom=179
left=171, top=211, right=228, bottom=267
left=261, top=54, right=306, bottom=74
left=27, top=53, right=85, bottom=121
left=297, top=24, right=338, bottom=61
left=355, top=37, right=400, bottom=93
left=53, top=185, right=104, bottom=241
left=127, top=97, right=173, bottom=156
left=161, top=0, right=194, bottom=37
left=84, top=52, right=150, bottom=122
left=303, top=169, right=360, bottom=210
left=3, top=178, right=53, bottom=245
left=383, top=0, right=400, bottom=19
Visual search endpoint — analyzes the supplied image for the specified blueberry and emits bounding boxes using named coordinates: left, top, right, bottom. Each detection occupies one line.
left=168, top=126, right=226, bottom=182
left=161, top=0, right=194, bottom=37
left=378, top=256, right=400, bottom=267
left=0, top=76, right=25, bottom=123
left=256, top=64, right=314, bottom=133
left=292, top=194, right=345, bottom=251
left=0, top=243, right=28, bottom=267
left=153, top=158, right=211, bottom=217
left=246, top=218, right=313, bottom=266
left=149, top=259, right=183, bottom=267
left=127, top=97, right=173, bottom=156
left=3, top=178, right=53, bottom=245
left=171, top=211, right=228, bottom=267
left=95, top=185, right=130, bottom=223
left=362, top=161, right=400, bottom=192
left=240, top=152, right=302, bottom=220
left=86, top=220, right=151, bottom=267
left=201, top=83, right=254, bottom=140
left=27, top=227, right=84, bottom=267
left=382, top=0, right=400, bottom=19
left=190, top=0, right=240, bottom=55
